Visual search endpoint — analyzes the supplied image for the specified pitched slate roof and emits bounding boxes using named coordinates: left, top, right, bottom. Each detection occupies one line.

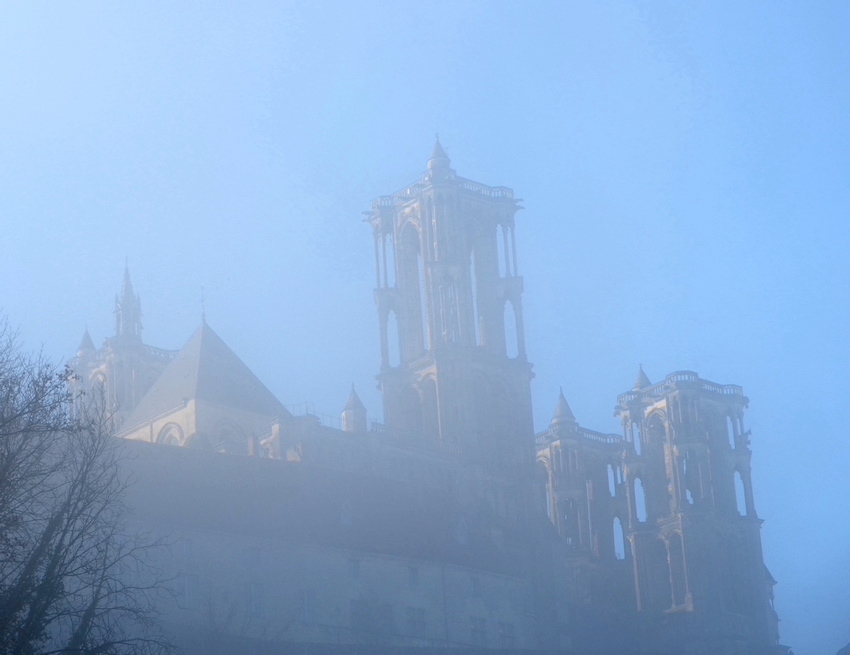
left=122, top=322, right=290, bottom=430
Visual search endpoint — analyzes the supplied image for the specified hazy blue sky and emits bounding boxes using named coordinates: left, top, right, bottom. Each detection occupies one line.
left=1, top=2, right=848, bottom=652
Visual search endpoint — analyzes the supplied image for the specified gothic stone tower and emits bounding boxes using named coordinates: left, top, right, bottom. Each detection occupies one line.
left=70, top=266, right=174, bottom=430
left=367, top=141, right=535, bottom=491
left=615, top=370, right=781, bottom=655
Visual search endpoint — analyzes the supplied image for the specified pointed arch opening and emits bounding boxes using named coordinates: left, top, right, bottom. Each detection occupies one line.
left=727, top=416, right=736, bottom=449
left=613, top=517, right=626, bottom=560
left=634, top=477, right=648, bottom=523
left=607, top=464, right=617, bottom=497
left=399, top=224, right=427, bottom=356
left=646, top=414, right=666, bottom=446
left=734, top=470, right=747, bottom=516
left=157, top=423, right=183, bottom=446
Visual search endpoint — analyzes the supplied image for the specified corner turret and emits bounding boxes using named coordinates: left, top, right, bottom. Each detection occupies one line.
left=633, top=365, right=651, bottom=391
left=76, top=328, right=96, bottom=358
left=342, top=384, right=367, bottom=433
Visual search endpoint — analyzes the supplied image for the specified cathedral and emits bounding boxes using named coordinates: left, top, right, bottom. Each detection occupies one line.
left=70, top=143, right=789, bottom=655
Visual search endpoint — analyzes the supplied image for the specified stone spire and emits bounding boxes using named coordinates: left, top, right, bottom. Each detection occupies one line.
left=427, top=136, right=452, bottom=175
left=342, top=384, right=367, bottom=433
left=550, top=388, right=578, bottom=431
left=633, top=365, right=651, bottom=391
left=115, top=262, right=143, bottom=342
left=76, top=327, right=96, bottom=357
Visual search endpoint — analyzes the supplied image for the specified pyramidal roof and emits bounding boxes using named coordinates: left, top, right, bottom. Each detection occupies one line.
left=77, top=328, right=96, bottom=354
left=633, top=365, right=652, bottom=391
left=427, top=136, right=450, bottom=170
left=344, top=384, right=366, bottom=412
left=551, top=387, right=577, bottom=427
left=123, top=323, right=290, bottom=431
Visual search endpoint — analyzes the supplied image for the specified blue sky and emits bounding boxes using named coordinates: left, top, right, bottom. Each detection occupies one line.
left=1, top=2, right=848, bottom=652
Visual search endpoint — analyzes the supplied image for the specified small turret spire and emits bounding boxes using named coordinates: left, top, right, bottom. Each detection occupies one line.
left=551, top=387, right=577, bottom=428
left=427, top=135, right=450, bottom=170
left=76, top=327, right=95, bottom=356
left=342, top=384, right=367, bottom=432
left=633, top=365, right=651, bottom=391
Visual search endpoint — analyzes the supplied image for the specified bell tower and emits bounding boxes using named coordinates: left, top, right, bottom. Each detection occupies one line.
left=367, top=141, right=534, bottom=474
left=615, top=371, right=781, bottom=653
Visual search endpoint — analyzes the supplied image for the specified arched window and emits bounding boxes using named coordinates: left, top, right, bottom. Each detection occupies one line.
left=634, top=477, right=648, bottom=523
left=734, top=470, right=747, bottom=516
left=607, top=464, right=617, bottom=497
left=646, top=414, right=666, bottom=446
left=156, top=423, right=183, bottom=446
left=399, top=224, right=427, bottom=355
left=727, top=416, right=736, bottom=449
left=613, top=517, right=626, bottom=560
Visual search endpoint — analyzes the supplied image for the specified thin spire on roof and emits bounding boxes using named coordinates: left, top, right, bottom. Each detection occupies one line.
left=115, top=262, right=142, bottom=341
left=428, top=135, right=450, bottom=170
left=633, top=365, right=651, bottom=391
left=344, top=384, right=366, bottom=412
left=551, top=387, right=577, bottom=427
left=77, top=327, right=95, bottom=354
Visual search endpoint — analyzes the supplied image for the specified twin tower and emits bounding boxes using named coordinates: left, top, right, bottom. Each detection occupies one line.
left=368, top=141, right=534, bottom=476
left=367, top=142, right=784, bottom=655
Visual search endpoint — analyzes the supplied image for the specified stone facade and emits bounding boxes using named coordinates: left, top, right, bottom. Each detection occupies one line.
left=70, top=144, right=790, bottom=655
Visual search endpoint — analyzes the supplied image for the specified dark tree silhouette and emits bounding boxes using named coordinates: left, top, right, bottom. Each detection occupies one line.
left=0, top=321, right=173, bottom=655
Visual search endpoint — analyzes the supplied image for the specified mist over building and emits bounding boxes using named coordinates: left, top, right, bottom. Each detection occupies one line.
left=69, top=145, right=791, bottom=655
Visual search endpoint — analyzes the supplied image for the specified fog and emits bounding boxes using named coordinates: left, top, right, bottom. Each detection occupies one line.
left=1, top=2, right=848, bottom=653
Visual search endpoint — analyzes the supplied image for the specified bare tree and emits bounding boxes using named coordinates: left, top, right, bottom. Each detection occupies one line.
left=0, top=320, right=174, bottom=655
